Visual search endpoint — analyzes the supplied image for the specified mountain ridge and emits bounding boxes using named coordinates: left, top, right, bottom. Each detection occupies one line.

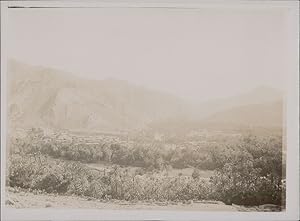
left=8, top=60, right=188, bottom=132
left=7, top=60, right=284, bottom=132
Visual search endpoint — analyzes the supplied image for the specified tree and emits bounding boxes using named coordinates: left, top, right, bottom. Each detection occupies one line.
left=192, top=168, right=201, bottom=180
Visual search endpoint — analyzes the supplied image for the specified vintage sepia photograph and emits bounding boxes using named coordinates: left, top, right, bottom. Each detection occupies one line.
left=1, top=1, right=299, bottom=220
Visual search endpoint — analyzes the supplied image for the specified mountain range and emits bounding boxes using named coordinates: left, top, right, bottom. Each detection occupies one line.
left=7, top=60, right=284, bottom=133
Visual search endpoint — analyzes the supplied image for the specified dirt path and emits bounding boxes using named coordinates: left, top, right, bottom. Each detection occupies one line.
left=6, top=190, right=239, bottom=211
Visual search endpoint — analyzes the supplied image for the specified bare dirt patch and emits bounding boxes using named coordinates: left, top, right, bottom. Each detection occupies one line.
left=6, top=189, right=238, bottom=211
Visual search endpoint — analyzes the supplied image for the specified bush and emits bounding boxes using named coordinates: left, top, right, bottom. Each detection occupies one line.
left=8, top=128, right=218, bottom=171
left=192, top=168, right=201, bottom=180
left=210, top=136, right=285, bottom=206
left=7, top=153, right=212, bottom=202
left=8, top=154, right=92, bottom=194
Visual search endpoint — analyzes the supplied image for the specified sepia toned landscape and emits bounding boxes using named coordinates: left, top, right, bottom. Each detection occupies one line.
left=4, top=6, right=289, bottom=212
left=5, top=60, right=285, bottom=211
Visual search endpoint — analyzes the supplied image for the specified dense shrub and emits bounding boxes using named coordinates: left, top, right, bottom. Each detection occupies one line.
left=8, top=154, right=89, bottom=194
left=210, top=135, right=285, bottom=206
left=8, top=153, right=213, bottom=202
left=7, top=128, right=285, bottom=206
left=9, top=128, right=220, bottom=170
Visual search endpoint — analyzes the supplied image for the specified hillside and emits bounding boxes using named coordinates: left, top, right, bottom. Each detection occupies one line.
left=146, top=89, right=284, bottom=133
left=7, top=60, right=188, bottom=132
left=203, top=100, right=283, bottom=128
left=195, top=86, right=283, bottom=118
left=7, top=60, right=284, bottom=132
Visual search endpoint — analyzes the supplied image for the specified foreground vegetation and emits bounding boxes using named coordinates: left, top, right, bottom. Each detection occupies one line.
left=7, top=128, right=285, bottom=207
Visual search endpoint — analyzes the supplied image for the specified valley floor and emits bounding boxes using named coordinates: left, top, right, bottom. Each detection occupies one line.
left=5, top=189, right=280, bottom=212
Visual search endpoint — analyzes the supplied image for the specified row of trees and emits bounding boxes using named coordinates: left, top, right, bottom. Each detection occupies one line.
left=9, top=128, right=225, bottom=170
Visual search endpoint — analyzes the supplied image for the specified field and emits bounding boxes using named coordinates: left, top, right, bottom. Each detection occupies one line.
left=5, top=127, right=285, bottom=210
left=85, top=163, right=214, bottom=180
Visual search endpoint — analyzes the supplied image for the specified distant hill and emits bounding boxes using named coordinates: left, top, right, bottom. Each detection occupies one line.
left=7, top=60, right=187, bottom=132
left=197, top=86, right=284, bottom=129
left=7, top=60, right=284, bottom=133
left=202, top=100, right=283, bottom=128
left=147, top=87, right=284, bottom=133
left=195, top=86, right=284, bottom=119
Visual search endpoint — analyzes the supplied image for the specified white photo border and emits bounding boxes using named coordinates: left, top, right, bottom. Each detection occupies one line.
left=1, top=1, right=299, bottom=220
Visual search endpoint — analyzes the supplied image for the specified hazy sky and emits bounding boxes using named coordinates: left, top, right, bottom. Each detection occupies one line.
left=8, top=7, right=288, bottom=101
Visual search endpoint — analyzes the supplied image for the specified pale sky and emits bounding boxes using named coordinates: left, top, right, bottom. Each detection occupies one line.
left=7, top=7, right=288, bottom=102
